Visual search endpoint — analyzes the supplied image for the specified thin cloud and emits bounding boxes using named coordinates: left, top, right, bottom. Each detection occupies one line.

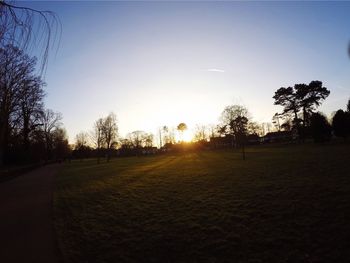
left=207, top=68, right=225, bottom=73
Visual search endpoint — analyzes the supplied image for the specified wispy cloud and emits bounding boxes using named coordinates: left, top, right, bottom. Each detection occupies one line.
left=206, top=68, right=225, bottom=73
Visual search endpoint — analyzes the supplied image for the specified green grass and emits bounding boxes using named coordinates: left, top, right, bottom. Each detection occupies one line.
left=54, top=143, right=350, bottom=263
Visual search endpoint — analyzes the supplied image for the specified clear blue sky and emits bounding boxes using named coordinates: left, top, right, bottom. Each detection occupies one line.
left=22, top=1, right=350, bottom=142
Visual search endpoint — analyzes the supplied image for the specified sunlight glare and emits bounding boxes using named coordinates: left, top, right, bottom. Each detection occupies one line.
left=176, top=129, right=194, bottom=142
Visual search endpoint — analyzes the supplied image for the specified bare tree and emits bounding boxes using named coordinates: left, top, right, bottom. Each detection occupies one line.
left=17, top=70, right=45, bottom=151
left=39, top=109, right=62, bottom=161
left=75, top=132, right=89, bottom=150
left=128, top=130, right=147, bottom=149
left=247, top=121, right=261, bottom=135
left=51, top=127, right=70, bottom=160
left=91, top=118, right=104, bottom=163
left=168, top=127, right=176, bottom=144
left=208, top=124, right=219, bottom=138
left=0, top=45, right=45, bottom=165
left=221, top=105, right=249, bottom=147
left=102, top=113, right=118, bottom=161
left=144, top=133, right=154, bottom=148
left=193, top=124, right=208, bottom=142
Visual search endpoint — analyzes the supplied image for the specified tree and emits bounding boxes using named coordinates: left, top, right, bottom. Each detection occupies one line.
left=158, top=125, right=170, bottom=148
left=128, top=131, right=145, bottom=149
left=0, top=1, right=61, bottom=164
left=144, top=133, right=154, bottom=148
left=102, top=113, right=118, bottom=161
left=177, top=123, right=187, bottom=142
left=229, top=116, right=248, bottom=141
left=0, top=45, right=45, bottom=165
left=74, top=132, right=91, bottom=160
left=310, top=112, right=331, bottom=143
left=193, top=124, right=208, bottom=142
left=0, top=1, right=60, bottom=72
left=247, top=121, right=261, bottom=135
left=39, top=109, right=63, bottom=161
left=221, top=105, right=249, bottom=147
left=272, top=113, right=282, bottom=131
left=127, top=130, right=149, bottom=155
left=295, top=81, right=330, bottom=128
left=17, top=65, right=45, bottom=151
left=91, top=118, right=104, bottom=163
left=273, top=81, right=330, bottom=139
left=75, top=132, right=89, bottom=150
left=273, top=86, right=300, bottom=127
left=332, top=110, right=350, bottom=141
left=51, top=127, right=70, bottom=160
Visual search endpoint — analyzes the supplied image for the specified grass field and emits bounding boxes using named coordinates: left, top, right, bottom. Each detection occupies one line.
left=54, top=143, right=350, bottom=263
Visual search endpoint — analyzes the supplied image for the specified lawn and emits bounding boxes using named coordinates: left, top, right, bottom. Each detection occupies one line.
left=54, top=143, right=350, bottom=263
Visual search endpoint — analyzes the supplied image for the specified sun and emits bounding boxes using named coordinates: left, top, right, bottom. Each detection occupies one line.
left=175, top=129, right=193, bottom=142
left=183, top=130, right=194, bottom=142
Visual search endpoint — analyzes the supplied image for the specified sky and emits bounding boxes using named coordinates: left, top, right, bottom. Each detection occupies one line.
left=21, top=1, right=350, bottom=143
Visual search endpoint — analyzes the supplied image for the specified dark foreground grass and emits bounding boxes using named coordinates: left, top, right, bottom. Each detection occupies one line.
left=54, top=143, right=350, bottom=263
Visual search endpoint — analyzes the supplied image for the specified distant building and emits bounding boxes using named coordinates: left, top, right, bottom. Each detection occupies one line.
left=262, top=131, right=297, bottom=143
left=209, top=135, right=234, bottom=148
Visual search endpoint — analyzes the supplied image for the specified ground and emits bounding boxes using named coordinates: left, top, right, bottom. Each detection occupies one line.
left=0, top=164, right=60, bottom=263
left=54, top=143, right=350, bottom=263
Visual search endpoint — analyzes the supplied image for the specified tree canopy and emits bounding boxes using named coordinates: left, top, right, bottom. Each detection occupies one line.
left=273, top=81, right=330, bottom=138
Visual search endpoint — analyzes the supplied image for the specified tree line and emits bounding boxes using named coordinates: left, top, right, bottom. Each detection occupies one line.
left=1, top=2, right=66, bottom=166
left=273, top=81, right=350, bottom=142
left=2, top=44, right=348, bottom=165
left=72, top=80, right=349, bottom=162
left=0, top=45, right=69, bottom=166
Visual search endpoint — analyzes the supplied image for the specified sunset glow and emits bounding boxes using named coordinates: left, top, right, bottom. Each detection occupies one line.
left=19, top=1, right=350, bottom=142
left=179, top=130, right=194, bottom=143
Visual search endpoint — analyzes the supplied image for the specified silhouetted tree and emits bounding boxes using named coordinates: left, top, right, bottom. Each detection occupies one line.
left=75, top=132, right=89, bottom=150
left=0, top=45, right=45, bottom=165
left=74, top=132, right=91, bottom=160
left=17, top=64, right=45, bottom=152
left=91, top=118, right=104, bottom=163
left=230, top=116, right=248, bottom=141
left=332, top=110, right=350, bottom=141
left=273, top=86, right=301, bottom=128
left=272, top=113, right=282, bottom=131
left=295, top=81, right=330, bottom=128
left=194, top=124, right=208, bottom=142
left=247, top=121, right=261, bottom=135
left=221, top=105, right=249, bottom=147
left=310, top=112, right=331, bottom=143
left=127, top=130, right=153, bottom=154
left=129, top=131, right=146, bottom=148
left=40, top=109, right=63, bottom=161
left=273, top=81, right=330, bottom=140
left=52, top=127, right=70, bottom=160
left=144, top=133, right=154, bottom=147
left=102, top=112, right=118, bottom=161
left=177, top=122, right=187, bottom=142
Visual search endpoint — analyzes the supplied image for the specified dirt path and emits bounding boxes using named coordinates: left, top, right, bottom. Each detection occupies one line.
left=0, top=164, right=60, bottom=263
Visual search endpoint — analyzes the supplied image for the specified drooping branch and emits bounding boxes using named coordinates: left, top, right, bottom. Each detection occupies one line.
left=0, top=1, right=61, bottom=74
